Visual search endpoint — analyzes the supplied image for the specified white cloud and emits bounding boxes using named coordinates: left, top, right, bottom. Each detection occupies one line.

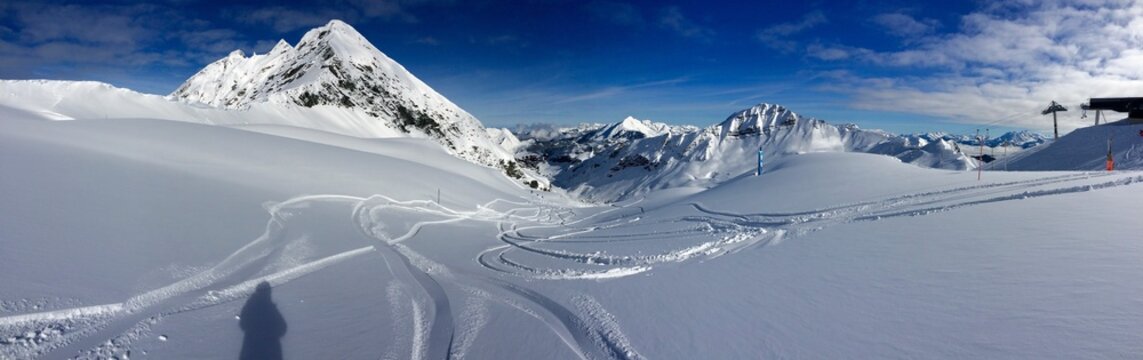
left=659, top=6, right=715, bottom=41
left=756, top=11, right=827, bottom=52
left=818, top=0, right=1143, bottom=132
left=871, top=13, right=940, bottom=39
left=807, top=43, right=872, bottom=61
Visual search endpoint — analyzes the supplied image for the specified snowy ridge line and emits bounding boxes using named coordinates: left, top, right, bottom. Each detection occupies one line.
left=529, top=103, right=981, bottom=202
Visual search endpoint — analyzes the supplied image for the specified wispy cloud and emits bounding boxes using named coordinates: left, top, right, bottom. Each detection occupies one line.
left=871, top=12, right=940, bottom=40
left=0, top=2, right=202, bottom=73
left=806, top=43, right=872, bottom=61
left=813, top=1, right=1143, bottom=132
left=658, top=6, right=714, bottom=41
left=553, top=77, right=689, bottom=104
left=756, top=11, right=827, bottom=52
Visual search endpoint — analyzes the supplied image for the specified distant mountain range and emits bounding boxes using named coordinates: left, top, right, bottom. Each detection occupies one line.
left=913, top=131, right=1048, bottom=149
left=507, top=104, right=988, bottom=202
left=0, top=19, right=1073, bottom=203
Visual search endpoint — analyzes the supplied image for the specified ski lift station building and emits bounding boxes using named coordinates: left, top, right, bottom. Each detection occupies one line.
left=1083, top=97, right=1143, bottom=121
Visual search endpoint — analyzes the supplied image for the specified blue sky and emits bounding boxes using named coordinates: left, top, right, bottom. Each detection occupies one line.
left=3, top=0, right=1142, bottom=135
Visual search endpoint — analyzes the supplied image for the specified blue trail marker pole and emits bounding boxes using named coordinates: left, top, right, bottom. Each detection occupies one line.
left=756, top=148, right=764, bottom=176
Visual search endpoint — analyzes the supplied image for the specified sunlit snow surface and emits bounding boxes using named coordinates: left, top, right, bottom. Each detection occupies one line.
left=3, top=111, right=1143, bottom=359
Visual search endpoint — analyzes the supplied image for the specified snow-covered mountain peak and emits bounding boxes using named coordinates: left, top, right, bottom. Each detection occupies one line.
left=268, top=39, right=292, bottom=55
left=226, top=49, right=245, bottom=60
left=172, top=19, right=441, bottom=112
left=592, top=116, right=671, bottom=141
left=718, top=102, right=805, bottom=138
left=294, top=19, right=382, bottom=65
left=169, top=20, right=536, bottom=185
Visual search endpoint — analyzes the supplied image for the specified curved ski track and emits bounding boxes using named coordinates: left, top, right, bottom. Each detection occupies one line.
left=4, top=172, right=1138, bottom=359
left=476, top=172, right=1143, bottom=280
left=1, top=194, right=641, bottom=359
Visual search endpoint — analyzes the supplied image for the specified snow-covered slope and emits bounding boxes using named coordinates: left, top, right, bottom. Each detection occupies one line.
left=516, top=103, right=975, bottom=202
left=7, top=109, right=1143, bottom=358
left=169, top=20, right=519, bottom=176
left=0, top=80, right=394, bottom=139
left=996, top=119, right=1143, bottom=171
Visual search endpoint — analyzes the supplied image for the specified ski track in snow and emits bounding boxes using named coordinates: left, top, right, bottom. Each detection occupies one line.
left=0, top=193, right=646, bottom=359
left=349, top=194, right=648, bottom=359
left=8, top=171, right=1128, bottom=358
left=476, top=172, right=1143, bottom=283
left=0, top=195, right=373, bottom=359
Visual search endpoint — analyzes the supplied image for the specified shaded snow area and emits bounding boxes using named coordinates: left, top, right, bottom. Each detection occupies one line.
left=5, top=112, right=1143, bottom=359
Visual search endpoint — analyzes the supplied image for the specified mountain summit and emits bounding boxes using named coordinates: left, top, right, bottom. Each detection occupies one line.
left=171, top=20, right=523, bottom=177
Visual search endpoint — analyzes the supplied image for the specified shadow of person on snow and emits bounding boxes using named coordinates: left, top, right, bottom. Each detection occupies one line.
left=239, top=281, right=288, bottom=360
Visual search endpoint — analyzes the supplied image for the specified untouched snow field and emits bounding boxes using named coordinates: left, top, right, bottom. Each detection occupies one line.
left=4, top=112, right=1143, bottom=359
